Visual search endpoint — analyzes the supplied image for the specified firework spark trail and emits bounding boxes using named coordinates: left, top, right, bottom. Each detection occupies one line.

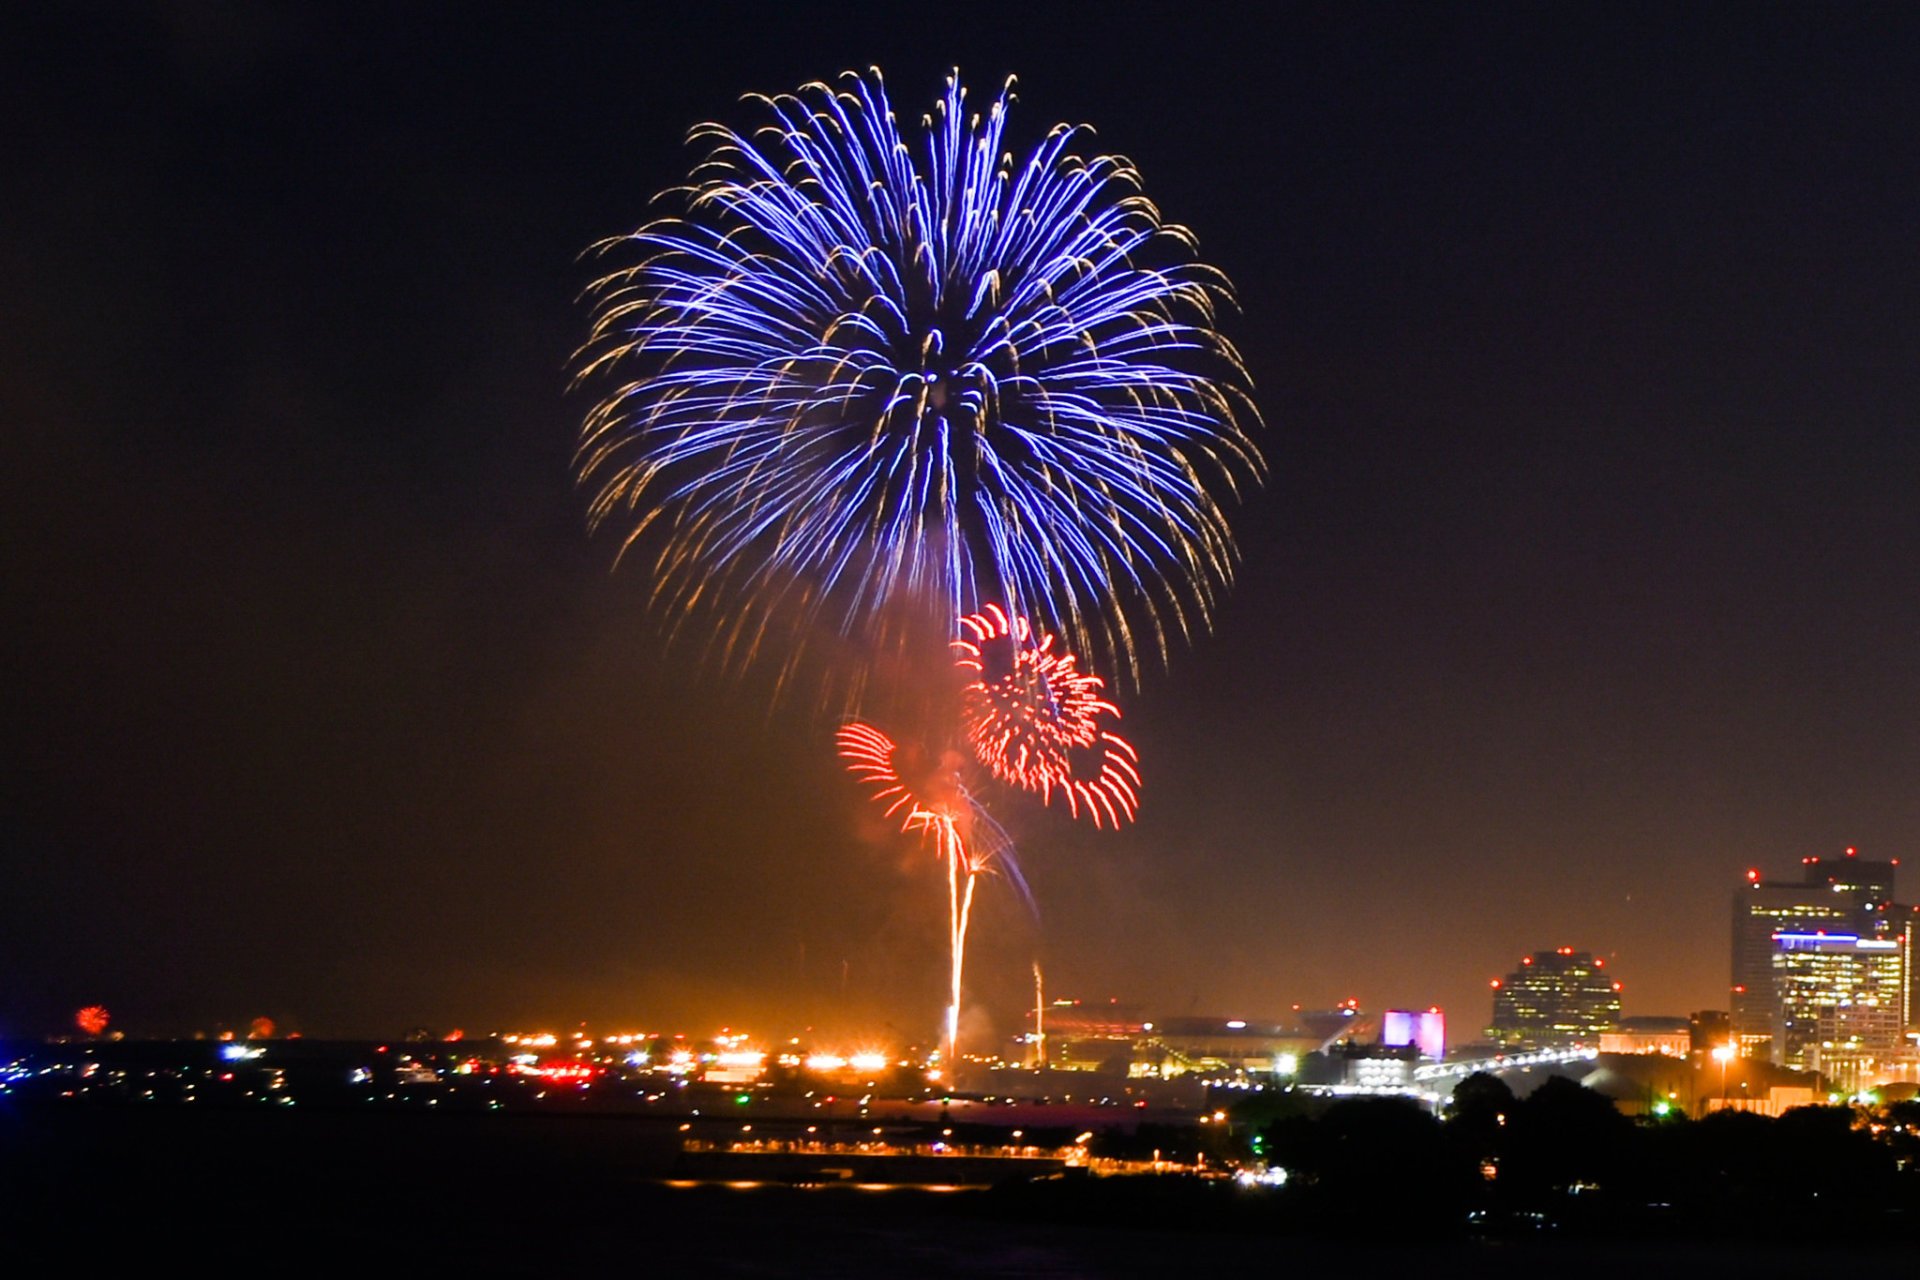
left=837, top=721, right=1024, bottom=1065
left=941, top=818, right=975, bottom=1066
left=577, top=69, right=1262, bottom=688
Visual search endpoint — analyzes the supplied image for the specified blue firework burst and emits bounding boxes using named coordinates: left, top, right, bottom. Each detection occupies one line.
left=576, top=69, right=1262, bottom=684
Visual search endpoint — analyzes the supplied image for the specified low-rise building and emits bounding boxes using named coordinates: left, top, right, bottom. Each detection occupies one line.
left=1599, top=1015, right=1690, bottom=1057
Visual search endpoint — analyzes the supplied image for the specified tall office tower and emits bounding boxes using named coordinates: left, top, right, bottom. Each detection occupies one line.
left=1769, top=930, right=1906, bottom=1073
left=1487, top=947, right=1622, bottom=1049
left=1731, top=848, right=1909, bottom=1065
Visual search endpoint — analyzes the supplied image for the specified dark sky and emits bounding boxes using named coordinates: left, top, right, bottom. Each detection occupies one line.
left=6, top=3, right=1919, bottom=1044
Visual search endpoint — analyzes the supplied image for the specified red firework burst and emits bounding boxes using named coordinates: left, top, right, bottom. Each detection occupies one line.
left=75, top=1005, right=110, bottom=1036
left=952, top=605, right=1140, bottom=827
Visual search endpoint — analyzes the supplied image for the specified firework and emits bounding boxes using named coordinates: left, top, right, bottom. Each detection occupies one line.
left=954, top=604, right=1140, bottom=827
left=75, top=1005, right=110, bottom=1037
left=837, top=721, right=1024, bottom=1064
left=577, top=69, right=1262, bottom=684
left=583, top=69, right=1258, bottom=1065
left=841, top=609, right=1135, bottom=1057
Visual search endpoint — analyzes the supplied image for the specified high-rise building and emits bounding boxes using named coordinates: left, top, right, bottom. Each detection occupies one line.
left=1487, top=947, right=1621, bottom=1049
left=1769, top=930, right=1905, bottom=1072
left=1731, top=849, right=1914, bottom=1069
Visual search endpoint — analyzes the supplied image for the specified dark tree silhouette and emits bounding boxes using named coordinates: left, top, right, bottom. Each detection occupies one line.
left=1502, top=1076, right=1634, bottom=1204
left=1264, top=1097, right=1477, bottom=1233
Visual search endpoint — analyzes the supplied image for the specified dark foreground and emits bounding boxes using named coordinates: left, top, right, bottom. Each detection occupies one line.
left=2, top=1107, right=1912, bottom=1278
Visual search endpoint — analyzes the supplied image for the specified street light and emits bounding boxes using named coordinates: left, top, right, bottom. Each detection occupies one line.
left=1711, top=1042, right=1735, bottom=1113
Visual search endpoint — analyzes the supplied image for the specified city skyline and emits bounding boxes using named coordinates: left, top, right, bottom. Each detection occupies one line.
left=9, top=848, right=1884, bottom=1046
left=8, top=7, right=1920, bottom=1041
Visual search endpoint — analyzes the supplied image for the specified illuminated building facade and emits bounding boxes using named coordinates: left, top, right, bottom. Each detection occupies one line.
left=1331, top=1041, right=1418, bottom=1088
left=1487, top=948, right=1621, bottom=1049
left=1731, top=849, right=1914, bottom=1066
left=1380, top=1008, right=1446, bottom=1060
left=1037, top=999, right=1147, bottom=1071
left=1599, top=1015, right=1691, bottom=1057
left=1137, top=1017, right=1324, bottom=1078
left=1770, top=931, right=1905, bottom=1074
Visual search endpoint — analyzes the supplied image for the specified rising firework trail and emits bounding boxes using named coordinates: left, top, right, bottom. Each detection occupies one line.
left=837, top=721, right=1024, bottom=1064
left=576, top=69, right=1263, bottom=690
left=838, top=607, right=1132, bottom=1062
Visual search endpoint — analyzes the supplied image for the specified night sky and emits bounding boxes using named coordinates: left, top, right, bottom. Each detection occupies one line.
left=7, top=4, right=1920, bottom=1044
